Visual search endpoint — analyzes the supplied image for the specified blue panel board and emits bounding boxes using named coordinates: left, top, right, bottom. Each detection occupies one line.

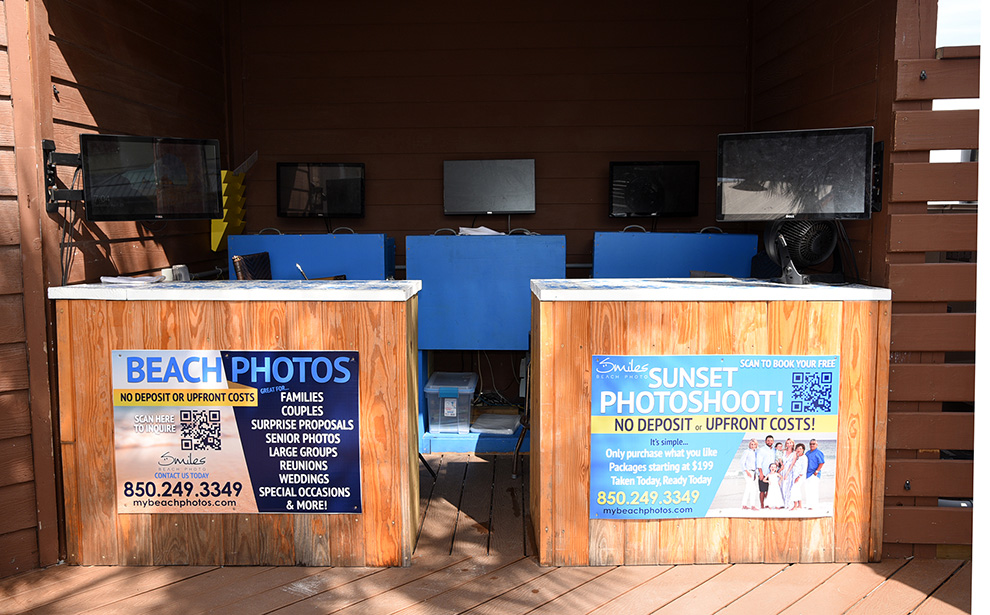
left=228, top=234, right=393, bottom=280
left=592, top=232, right=758, bottom=278
left=406, top=235, right=566, bottom=350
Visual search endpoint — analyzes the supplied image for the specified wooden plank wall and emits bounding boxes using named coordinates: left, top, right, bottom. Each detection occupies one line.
left=0, top=0, right=49, bottom=578
left=45, top=0, right=228, bottom=283
left=750, top=0, right=975, bottom=557
left=225, top=1, right=753, bottom=267
left=749, top=0, right=886, bottom=282
left=531, top=297, right=890, bottom=566
left=881, top=37, right=978, bottom=558
left=55, top=297, right=419, bottom=567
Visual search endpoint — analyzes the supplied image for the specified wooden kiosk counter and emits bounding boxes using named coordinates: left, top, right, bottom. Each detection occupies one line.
left=50, top=280, right=422, bottom=567
left=529, top=278, right=891, bottom=566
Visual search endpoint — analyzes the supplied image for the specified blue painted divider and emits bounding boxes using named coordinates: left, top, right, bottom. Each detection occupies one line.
left=406, top=235, right=566, bottom=350
left=592, top=232, right=758, bottom=278
left=407, top=234, right=565, bottom=453
left=228, top=234, right=394, bottom=280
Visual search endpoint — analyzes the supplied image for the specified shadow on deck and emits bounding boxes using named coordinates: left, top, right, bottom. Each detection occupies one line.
left=0, top=454, right=972, bottom=614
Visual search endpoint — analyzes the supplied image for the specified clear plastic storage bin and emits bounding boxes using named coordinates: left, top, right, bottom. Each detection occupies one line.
left=424, top=371, right=478, bottom=434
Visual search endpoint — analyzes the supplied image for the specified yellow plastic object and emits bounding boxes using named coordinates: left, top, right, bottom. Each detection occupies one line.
left=212, top=171, right=247, bottom=251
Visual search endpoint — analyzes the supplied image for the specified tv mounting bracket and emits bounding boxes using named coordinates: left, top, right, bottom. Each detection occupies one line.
left=42, top=139, right=83, bottom=213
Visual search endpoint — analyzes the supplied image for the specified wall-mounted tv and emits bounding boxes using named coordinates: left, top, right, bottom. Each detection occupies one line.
left=609, top=161, right=699, bottom=218
left=80, top=134, right=223, bottom=222
left=277, top=162, right=365, bottom=218
left=716, top=127, right=874, bottom=222
left=443, top=159, right=536, bottom=215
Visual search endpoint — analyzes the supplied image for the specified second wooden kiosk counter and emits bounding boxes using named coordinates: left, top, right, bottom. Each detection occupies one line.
left=529, top=278, right=891, bottom=566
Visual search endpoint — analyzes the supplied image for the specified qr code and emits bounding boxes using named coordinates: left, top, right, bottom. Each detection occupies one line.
left=179, top=409, right=222, bottom=450
left=790, top=372, right=833, bottom=413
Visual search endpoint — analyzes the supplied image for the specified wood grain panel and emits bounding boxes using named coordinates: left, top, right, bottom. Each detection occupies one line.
left=895, top=58, right=980, bottom=101
left=889, top=162, right=978, bottom=202
left=0, top=528, right=39, bottom=578
left=0, top=391, right=31, bottom=441
left=765, top=301, right=807, bottom=564
left=893, top=109, right=979, bottom=151
left=0, top=246, right=24, bottom=294
left=890, top=313, right=975, bottom=352
left=657, top=301, right=698, bottom=564
left=889, top=214, right=977, bottom=252
left=834, top=302, right=877, bottom=562
left=356, top=301, right=404, bottom=566
left=621, top=302, right=663, bottom=565
left=694, top=302, right=737, bottom=565
left=285, top=301, right=333, bottom=566
left=67, top=300, right=118, bottom=564
left=588, top=301, right=625, bottom=566
left=0, top=343, right=28, bottom=392
left=551, top=301, right=591, bottom=566
left=802, top=302, right=841, bottom=563
left=888, top=263, right=976, bottom=302
left=885, top=459, right=973, bottom=498
left=532, top=297, right=554, bottom=565
left=0, top=295, right=26, bottom=343
left=0, top=482, right=37, bottom=536
left=0, top=101, right=14, bottom=147
left=0, top=198, right=21, bottom=245
left=869, top=302, right=890, bottom=562
left=883, top=506, right=972, bottom=544
left=0, top=435, right=34, bottom=487
left=888, top=364, right=974, bottom=402
left=886, top=412, right=974, bottom=450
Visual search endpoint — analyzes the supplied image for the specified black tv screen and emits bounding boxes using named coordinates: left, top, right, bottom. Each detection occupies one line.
left=277, top=163, right=365, bottom=218
left=80, top=134, right=222, bottom=222
left=716, top=127, right=874, bottom=222
left=443, top=159, right=536, bottom=215
left=609, top=161, right=699, bottom=218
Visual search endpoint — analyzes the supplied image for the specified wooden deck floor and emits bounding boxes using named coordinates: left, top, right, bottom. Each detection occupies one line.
left=0, top=454, right=972, bottom=615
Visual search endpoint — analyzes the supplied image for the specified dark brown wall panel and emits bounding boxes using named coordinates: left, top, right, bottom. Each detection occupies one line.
left=45, top=0, right=227, bottom=283
left=228, top=1, right=752, bottom=265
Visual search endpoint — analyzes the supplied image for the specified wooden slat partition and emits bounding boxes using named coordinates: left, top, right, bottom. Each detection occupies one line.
left=885, top=412, right=974, bottom=450
left=895, top=58, right=980, bottom=100
left=889, top=162, right=978, bottom=202
left=893, top=110, right=978, bottom=151
left=885, top=459, right=973, bottom=498
left=889, top=214, right=977, bottom=252
left=883, top=507, right=973, bottom=544
left=532, top=293, right=889, bottom=565
left=54, top=294, right=419, bottom=567
left=887, top=263, right=977, bottom=302
left=890, top=313, right=975, bottom=352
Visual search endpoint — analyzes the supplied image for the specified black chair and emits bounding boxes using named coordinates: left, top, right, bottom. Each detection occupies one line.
left=231, top=252, right=272, bottom=280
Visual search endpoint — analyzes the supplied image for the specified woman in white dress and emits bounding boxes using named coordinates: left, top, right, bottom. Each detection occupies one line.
left=764, top=462, right=785, bottom=509
left=788, top=443, right=808, bottom=510
left=740, top=439, right=760, bottom=510
left=780, top=438, right=797, bottom=505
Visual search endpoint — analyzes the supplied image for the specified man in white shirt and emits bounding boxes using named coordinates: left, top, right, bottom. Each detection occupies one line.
left=756, top=435, right=776, bottom=508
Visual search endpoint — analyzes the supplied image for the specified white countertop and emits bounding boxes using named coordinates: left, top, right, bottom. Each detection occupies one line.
left=531, top=278, right=891, bottom=302
left=48, top=279, right=422, bottom=302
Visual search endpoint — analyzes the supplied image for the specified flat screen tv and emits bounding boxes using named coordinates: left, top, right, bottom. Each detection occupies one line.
left=443, top=159, right=536, bottom=215
left=80, top=134, right=223, bottom=222
left=609, top=161, right=699, bottom=218
left=277, top=163, right=365, bottom=218
left=716, top=127, right=874, bottom=222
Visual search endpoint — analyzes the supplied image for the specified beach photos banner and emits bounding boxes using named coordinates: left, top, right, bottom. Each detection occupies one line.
left=590, top=355, right=837, bottom=520
left=111, top=349, right=361, bottom=514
